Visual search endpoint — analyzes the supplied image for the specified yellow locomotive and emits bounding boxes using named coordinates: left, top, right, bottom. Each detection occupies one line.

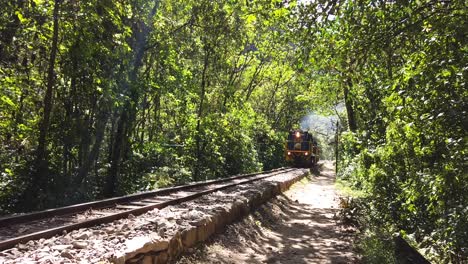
left=285, top=130, right=320, bottom=168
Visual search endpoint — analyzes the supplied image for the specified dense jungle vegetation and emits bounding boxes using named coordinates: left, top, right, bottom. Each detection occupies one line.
left=0, top=0, right=466, bottom=262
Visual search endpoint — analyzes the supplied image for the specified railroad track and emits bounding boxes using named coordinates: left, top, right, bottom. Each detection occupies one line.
left=0, top=167, right=296, bottom=251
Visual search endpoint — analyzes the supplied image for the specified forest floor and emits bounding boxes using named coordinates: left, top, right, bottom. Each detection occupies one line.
left=176, top=161, right=359, bottom=264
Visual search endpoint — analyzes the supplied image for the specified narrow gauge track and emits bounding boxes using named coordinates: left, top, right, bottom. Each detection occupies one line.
left=0, top=168, right=296, bottom=251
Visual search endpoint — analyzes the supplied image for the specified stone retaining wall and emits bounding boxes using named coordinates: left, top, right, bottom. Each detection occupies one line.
left=112, top=170, right=309, bottom=264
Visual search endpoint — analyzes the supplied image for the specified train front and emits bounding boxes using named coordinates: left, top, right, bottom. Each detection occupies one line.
left=285, top=130, right=318, bottom=168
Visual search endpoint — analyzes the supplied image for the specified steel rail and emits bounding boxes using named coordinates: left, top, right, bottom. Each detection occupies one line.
left=0, top=168, right=296, bottom=251
left=0, top=167, right=287, bottom=227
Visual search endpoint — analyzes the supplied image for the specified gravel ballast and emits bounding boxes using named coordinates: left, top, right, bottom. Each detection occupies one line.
left=0, top=169, right=308, bottom=264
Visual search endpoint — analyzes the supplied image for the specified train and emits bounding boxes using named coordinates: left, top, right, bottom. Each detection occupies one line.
left=285, top=129, right=320, bottom=168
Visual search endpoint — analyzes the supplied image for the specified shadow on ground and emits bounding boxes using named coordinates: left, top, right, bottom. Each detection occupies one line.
left=176, top=161, right=358, bottom=264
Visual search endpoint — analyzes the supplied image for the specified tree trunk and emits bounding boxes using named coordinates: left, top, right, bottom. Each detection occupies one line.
left=244, top=60, right=266, bottom=101
left=194, top=45, right=210, bottom=181
left=77, top=111, right=108, bottom=186
left=343, top=77, right=357, bottom=132
left=33, top=0, right=61, bottom=195
left=149, top=92, right=160, bottom=142
left=335, top=120, right=339, bottom=174
left=139, top=93, right=148, bottom=146
left=104, top=0, right=161, bottom=197
left=106, top=105, right=129, bottom=197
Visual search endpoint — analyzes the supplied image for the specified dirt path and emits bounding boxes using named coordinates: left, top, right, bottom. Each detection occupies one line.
left=176, top=161, right=358, bottom=264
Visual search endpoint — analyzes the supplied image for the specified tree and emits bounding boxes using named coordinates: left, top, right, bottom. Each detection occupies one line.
left=33, top=0, right=61, bottom=197
left=295, top=0, right=467, bottom=261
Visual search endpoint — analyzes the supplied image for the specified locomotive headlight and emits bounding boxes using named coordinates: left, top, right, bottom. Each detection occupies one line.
left=295, top=131, right=300, bottom=138
left=305, top=152, right=308, bottom=156
left=287, top=151, right=291, bottom=155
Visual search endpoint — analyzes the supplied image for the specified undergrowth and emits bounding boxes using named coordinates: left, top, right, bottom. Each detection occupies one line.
left=336, top=181, right=397, bottom=263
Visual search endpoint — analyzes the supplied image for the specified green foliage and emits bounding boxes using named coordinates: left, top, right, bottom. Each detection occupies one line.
left=359, top=230, right=397, bottom=264
left=2, top=1, right=465, bottom=262
left=0, top=0, right=310, bottom=213
left=324, top=0, right=468, bottom=261
left=338, top=194, right=397, bottom=263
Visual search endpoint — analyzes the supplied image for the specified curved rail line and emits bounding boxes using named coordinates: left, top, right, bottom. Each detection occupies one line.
left=0, top=167, right=296, bottom=251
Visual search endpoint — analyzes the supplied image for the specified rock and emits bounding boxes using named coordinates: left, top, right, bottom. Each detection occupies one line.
left=127, top=214, right=135, bottom=219
left=154, top=252, right=168, bottom=263
left=75, top=231, right=92, bottom=240
left=72, top=241, right=88, bottom=249
left=51, top=244, right=72, bottom=251
left=103, top=227, right=115, bottom=234
left=181, top=227, right=197, bottom=248
left=157, top=227, right=166, bottom=236
left=37, top=255, right=53, bottom=263
left=110, top=254, right=126, bottom=264
left=8, top=248, right=21, bottom=258
left=189, top=218, right=206, bottom=227
left=142, top=256, right=153, bottom=264
left=184, top=210, right=203, bottom=220
left=17, top=244, right=28, bottom=250
left=266, top=256, right=278, bottom=263
left=157, top=221, right=175, bottom=236
left=127, top=257, right=141, bottom=264
left=39, top=246, right=50, bottom=252
left=196, top=217, right=215, bottom=242
left=168, top=232, right=183, bottom=259
left=166, top=213, right=175, bottom=220
left=159, top=221, right=169, bottom=229
left=123, top=234, right=169, bottom=260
